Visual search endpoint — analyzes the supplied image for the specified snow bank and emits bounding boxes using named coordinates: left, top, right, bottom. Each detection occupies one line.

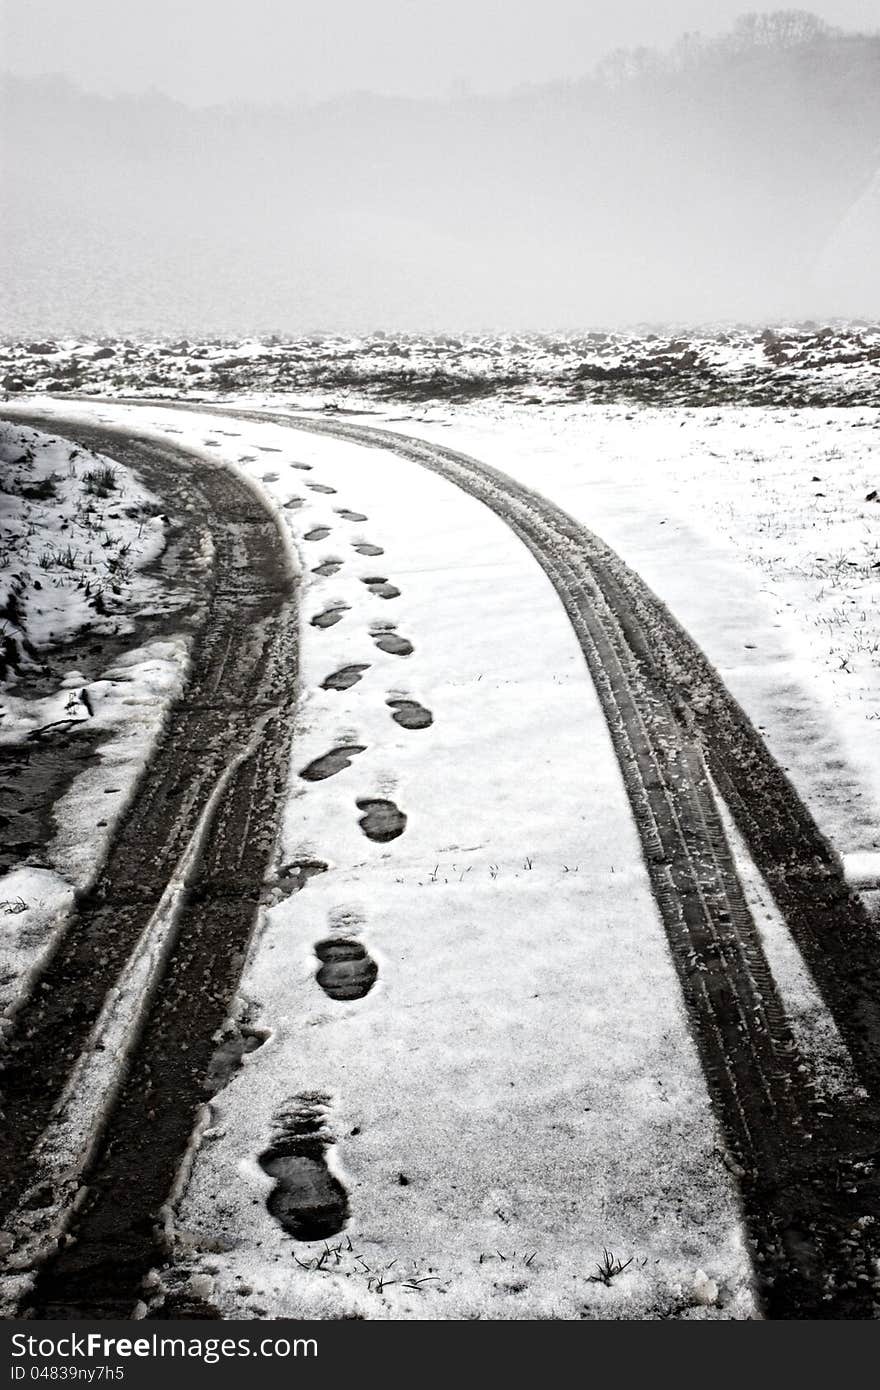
left=0, top=421, right=190, bottom=1020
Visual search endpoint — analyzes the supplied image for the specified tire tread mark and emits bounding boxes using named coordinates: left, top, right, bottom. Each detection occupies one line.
left=66, top=400, right=880, bottom=1317
left=0, top=418, right=298, bottom=1319
left=256, top=410, right=880, bottom=1319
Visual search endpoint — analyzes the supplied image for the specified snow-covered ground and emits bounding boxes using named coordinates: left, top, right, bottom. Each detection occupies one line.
left=0, top=422, right=169, bottom=673
left=0, top=422, right=191, bottom=1023
left=380, top=403, right=880, bottom=875
left=2, top=324, right=879, bottom=408
left=2, top=389, right=877, bottom=1319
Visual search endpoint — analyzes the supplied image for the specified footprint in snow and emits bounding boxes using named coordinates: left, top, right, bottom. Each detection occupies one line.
left=362, top=576, right=400, bottom=600
left=277, top=858, right=328, bottom=891
left=310, top=604, right=349, bottom=629
left=387, top=697, right=433, bottom=730
left=370, top=625, right=413, bottom=657
left=336, top=508, right=367, bottom=522
left=204, top=1018, right=268, bottom=1096
left=300, top=745, right=366, bottom=782
left=259, top=1095, right=349, bottom=1241
left=314, top=938, right=378, bottom=1001
left=353, top=542, right=384, bottom=557
left=289, top=461, right=312, bottom=471
left=356, top=797, right=407, bottom=842
left=283, top=496, right=304, bottom=510
left=304, top=526, right=331, bottom=542
left=312, top=559, right=343, bottom=577
left=321, top=664, right=370, bottom=691
left=307, top=483, right=337, bottom=495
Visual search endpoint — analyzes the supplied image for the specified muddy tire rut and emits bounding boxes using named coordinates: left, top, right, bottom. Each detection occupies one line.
left=0, top=418, right=298, bottom=1317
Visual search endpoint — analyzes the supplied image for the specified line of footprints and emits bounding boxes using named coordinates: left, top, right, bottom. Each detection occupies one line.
left=259, top=463, right=433, bottom=1241
left=299, top=484, right=432, bottom=870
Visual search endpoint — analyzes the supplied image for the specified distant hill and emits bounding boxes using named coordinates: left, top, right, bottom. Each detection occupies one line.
left=2, top=11, right=879, bottom=332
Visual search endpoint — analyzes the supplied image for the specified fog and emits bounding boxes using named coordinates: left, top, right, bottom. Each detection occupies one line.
left=3, top=0, right=877, bottom=104
left=1, top=8, right=879, bottom=333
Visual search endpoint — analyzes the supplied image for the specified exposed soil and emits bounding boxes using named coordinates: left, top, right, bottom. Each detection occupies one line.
left=0, top=729, right=104, bottom=873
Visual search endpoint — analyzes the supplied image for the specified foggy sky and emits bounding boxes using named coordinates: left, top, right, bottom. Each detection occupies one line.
left=2, top=0, right=879, bottom=104
left=2, top=6, right=878, bottom=331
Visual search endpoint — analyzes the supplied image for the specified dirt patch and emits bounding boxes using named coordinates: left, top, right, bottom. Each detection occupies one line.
left=0, top=727, right=105, bottom=872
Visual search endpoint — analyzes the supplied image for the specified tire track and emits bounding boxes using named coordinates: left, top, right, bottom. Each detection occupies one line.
left=223, top=407, right=880, bottom=1318
left=33, top=401, right=880, bottom=1316
left=0, top=417, right=298, bottom=1317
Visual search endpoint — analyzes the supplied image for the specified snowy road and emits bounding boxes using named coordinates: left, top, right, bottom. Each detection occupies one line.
left=238, top=410, right=880, bottom=1318
left=0, top=418, right=299, bottom=1316
left=1, top=403, right=878, bottom=1319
